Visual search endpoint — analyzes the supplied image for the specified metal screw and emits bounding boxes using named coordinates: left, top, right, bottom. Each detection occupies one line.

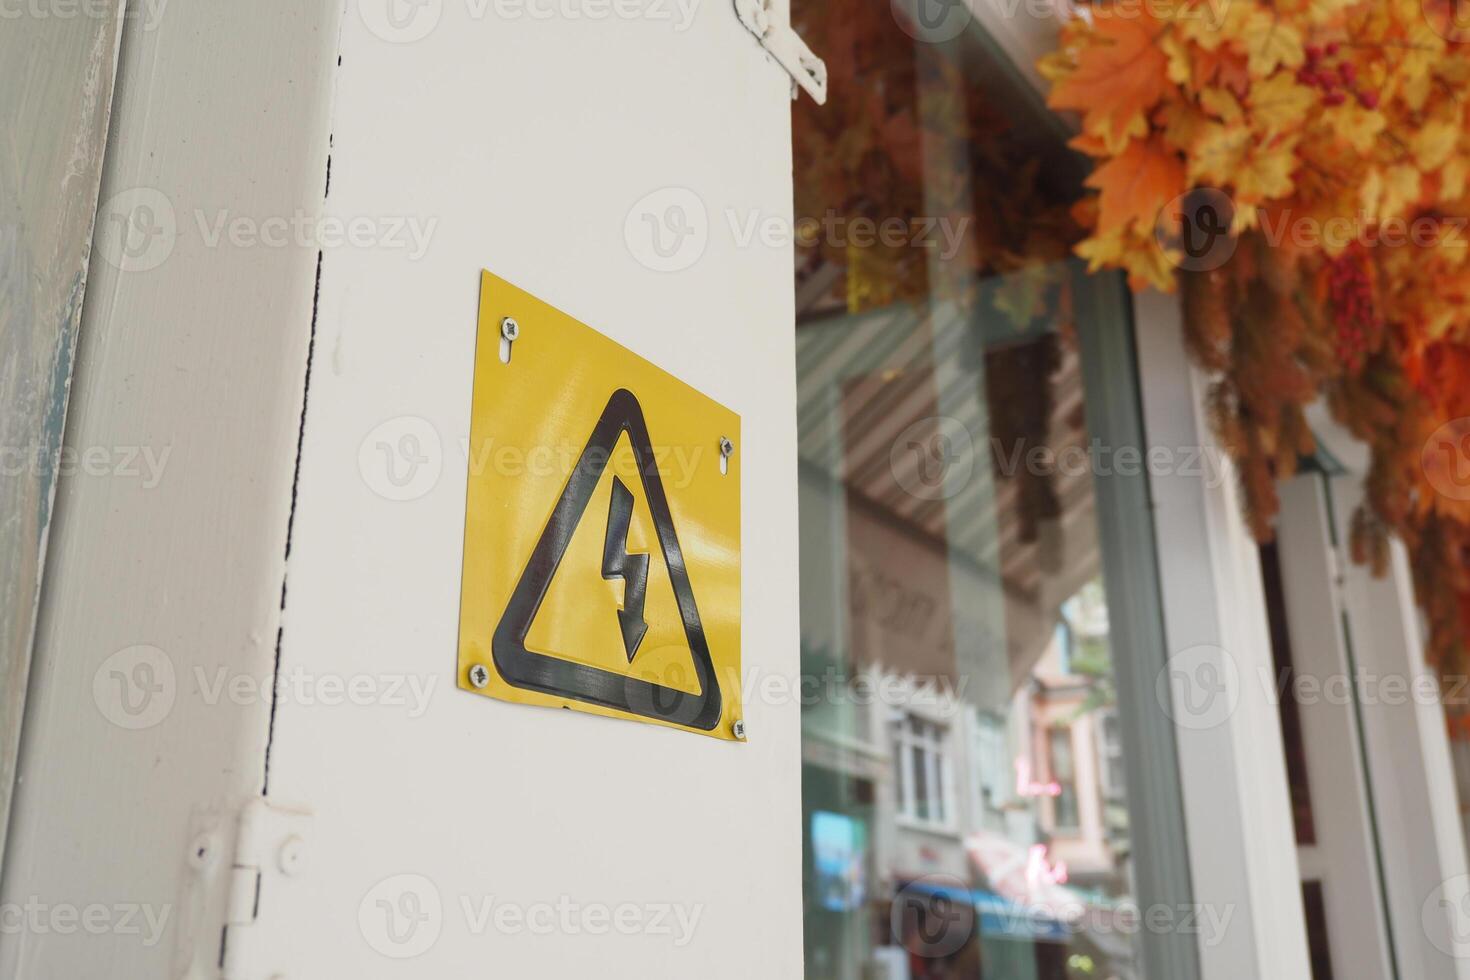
left=278, top=835, right=306, bottom=877
left=468, top=664, right=490, bottom=689
left=187, top=833, right=216, bottom=871
left=732, top=719, right=747, bottom=741
left=719, top=437, right=734, bottom=459
left=500, top=317, right=520, bottom=342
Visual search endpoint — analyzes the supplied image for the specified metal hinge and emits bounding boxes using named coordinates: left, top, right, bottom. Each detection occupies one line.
left=218, top=798, right=314, bottom=980
left=733, top=0, right=827, bottom=103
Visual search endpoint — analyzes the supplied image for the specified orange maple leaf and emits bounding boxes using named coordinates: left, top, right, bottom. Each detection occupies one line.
left=1085, top=136, right=1187, bottom=237
left=1048, top=12, right=1171, bottom=152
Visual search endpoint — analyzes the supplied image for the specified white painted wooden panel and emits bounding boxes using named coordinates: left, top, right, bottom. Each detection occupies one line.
left=0, top=0, right=124, bottom=865
left=1134, top=289, right=1313, bottom=980
left=263, top=4, right=802, bottom=978
left=1329, top=476, right=1470, bottom=980
left=0, top=2, right=340, bottom=975
left=1275, top=475, right=1394, bottom=980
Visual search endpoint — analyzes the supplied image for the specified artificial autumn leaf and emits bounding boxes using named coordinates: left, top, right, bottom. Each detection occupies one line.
left=1363, top=165, right=1423, bottom=222
left=1201, top=87, right=1245, bottom=123
left=1248, top=73, right=1315, bottom=134
left=1189, top=122, right=1251, bottom=185
left=1323, top=103, right=1387, bottom=154
left=1413, top=121, right=1460, bottom=172
left=1442, top=159, right=1469, bottom=203
left=1236, top=139, right=1298, bottom=202
left=1041, top=0, right=1470, bottom=672
left=1240, top=11, right=1306, bottom=77
left=1085, top=136, right=1186, bottom=237
left=1048, top=12, right=1171, bottom=153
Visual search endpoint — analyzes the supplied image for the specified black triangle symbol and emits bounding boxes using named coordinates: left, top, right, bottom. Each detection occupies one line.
left=492, top=388, right=722, bottom=730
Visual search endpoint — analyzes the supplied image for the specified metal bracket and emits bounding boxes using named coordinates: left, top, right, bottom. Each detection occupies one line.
left=733, top=0, right=828, bottom=103
left=218, top=797, right=314, bottom=980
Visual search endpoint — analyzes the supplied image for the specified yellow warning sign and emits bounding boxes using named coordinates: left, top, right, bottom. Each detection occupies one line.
left=457, top=271, right=743, bottom=740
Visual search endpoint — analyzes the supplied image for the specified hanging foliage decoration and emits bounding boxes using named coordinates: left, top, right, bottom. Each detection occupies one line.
left=1041, top=0, right=1470, bottom=672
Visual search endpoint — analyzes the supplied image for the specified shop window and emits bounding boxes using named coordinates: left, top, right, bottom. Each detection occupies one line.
left=792, top=2, right=1196, bottom=978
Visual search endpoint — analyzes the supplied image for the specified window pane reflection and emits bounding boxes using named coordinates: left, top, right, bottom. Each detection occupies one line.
left=793, top=4, right=1171, bottom=979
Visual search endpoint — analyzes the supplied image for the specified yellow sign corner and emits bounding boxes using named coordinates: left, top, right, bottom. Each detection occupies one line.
left=457, top=271, right=743, bottom=740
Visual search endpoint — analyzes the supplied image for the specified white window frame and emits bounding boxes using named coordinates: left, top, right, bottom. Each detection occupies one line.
left=893, top=712, right=955, bottom=831
left=1096, top=708, right=1125, bottom=801
left=1046, top=723, right=1081, bottom=835
left=1136, top=290, right=1314, bottom=979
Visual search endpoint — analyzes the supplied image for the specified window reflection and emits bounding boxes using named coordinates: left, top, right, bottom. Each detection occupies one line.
left=793, top=2, right=1161, bottom=978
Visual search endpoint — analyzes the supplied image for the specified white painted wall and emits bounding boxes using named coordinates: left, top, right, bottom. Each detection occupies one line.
left=3, top=2, right=804, bottom=978
left=259, top=3, right=804, bottom=978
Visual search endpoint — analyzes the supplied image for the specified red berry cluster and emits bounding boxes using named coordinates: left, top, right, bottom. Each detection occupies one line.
left=1297, top=43, right=1379, bottom=109
left=1328, top=252, right=1380, bottom=371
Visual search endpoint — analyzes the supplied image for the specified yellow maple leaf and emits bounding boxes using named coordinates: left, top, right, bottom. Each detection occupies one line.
left=1181, top=0, right=1252, bottom=51
left=1075, top=227, right=1127, bottom=274
left=1161, top=32, right=1195, bottom=87
left=1361, top=168, right=1384, bottom=221
left=1248, top=72, right=1315, bottom=135
left=1414, top=121, right=1460, bottom=172
left=1323, top=103, right=1387, bottom=154
left=1077, top=226, right=1179, bottom=292
left=1235, top=139, right=1299, bottom=201
left=1126, top=238, right=1183, bottom=291
left=1201, top=86, right=1245, bottom=123
left=1189, top=122, right=1252, bottom=185
left=1274, top=0, right=1356, bottom=22
left=1381, top=165, right=1423, bottom=221
left=1442, top=158, right=1469, bottom=203
left=1240, top=11, right=1305, bottom=78
left=1401, top=68, right=1433, bottom=112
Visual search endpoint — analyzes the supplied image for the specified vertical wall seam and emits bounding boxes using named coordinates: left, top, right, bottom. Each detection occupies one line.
left=262, top=248, right=322, bottom=797
left=260, top=0, right=349, bottom=797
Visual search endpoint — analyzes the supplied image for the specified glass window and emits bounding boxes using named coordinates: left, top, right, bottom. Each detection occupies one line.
left=793, top=3, right=1195, bottom=979
left=896, top=715, right=953, bottom=826
left=1048, top=727, right=1080, bottom=834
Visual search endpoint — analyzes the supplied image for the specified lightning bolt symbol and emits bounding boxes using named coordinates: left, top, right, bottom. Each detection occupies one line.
left=602, top=477, right=650, bottom=662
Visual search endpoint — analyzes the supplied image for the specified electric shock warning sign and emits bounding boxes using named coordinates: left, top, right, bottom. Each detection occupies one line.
left=457, top=271, right=743, bottom=740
